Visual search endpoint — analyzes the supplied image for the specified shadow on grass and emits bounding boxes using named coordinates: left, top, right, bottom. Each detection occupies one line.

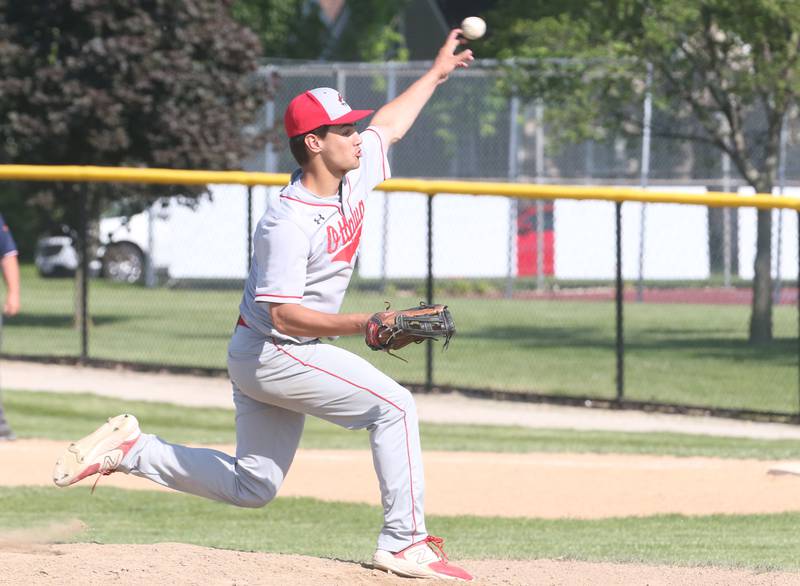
left=459, top=325, right=797, bottom=365
left=627, top=335, right=798, bottom=365
left=6, top=314, right=132, bottom=328
left=458, top=325, right=613, bottom=346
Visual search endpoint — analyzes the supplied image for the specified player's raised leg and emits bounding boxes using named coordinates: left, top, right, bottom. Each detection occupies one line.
left=53, top=390, right=305, bottom=508
left=122, top=389, right=305, bottom=506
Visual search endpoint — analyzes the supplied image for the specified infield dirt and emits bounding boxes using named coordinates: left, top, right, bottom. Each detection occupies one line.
left=4, top=361, right=800, bottom=584
left=2, top=541, right=800, bottom=586
left=4, top=440, right=800, bottom=519
left=3, top=540, right=800, bottom=586
left=5, top=441, right=800, bottom=584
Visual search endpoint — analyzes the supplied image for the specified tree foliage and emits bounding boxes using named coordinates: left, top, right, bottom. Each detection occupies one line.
left=231, top=0, right=326, bottom=60
left=329, top=0, right=410, bottom=61
left=485, top=0, right=800, bottom=343
left=234, top=0, right=410, bottom=62
left=0, top=0, right=266, bottom=230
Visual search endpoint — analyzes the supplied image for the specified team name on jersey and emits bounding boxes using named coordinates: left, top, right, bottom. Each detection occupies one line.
left=326, top=200, right=365, bottom=263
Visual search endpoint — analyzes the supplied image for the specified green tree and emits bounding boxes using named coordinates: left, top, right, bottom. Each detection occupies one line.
left=0, top=0, right=265, bottom=325
left=232, top=0, right=326, bottom=59
left=0, top=0, right=266, bottom=225
left=234, top=0, right=410, bottom=62
left=328, top=0, right=410, bottom=61
left=485, top=0, right=799, bottom=343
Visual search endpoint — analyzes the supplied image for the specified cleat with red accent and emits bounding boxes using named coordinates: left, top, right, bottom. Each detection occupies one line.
left=373, top=535, right=473, bottom=581
left=52, top=414, right=141, bottom=488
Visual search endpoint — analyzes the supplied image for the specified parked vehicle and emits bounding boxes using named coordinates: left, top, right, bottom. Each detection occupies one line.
left=34, top=217, right=145, bottom=283
left=97, top=216, right=148, bottom=284
left=34, top=235, right=81, bottom=278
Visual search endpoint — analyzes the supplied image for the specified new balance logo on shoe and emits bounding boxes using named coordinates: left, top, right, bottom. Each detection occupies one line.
left=407, top=543, right=439, bottom=565
left=101, top=451, right=122, bottom=473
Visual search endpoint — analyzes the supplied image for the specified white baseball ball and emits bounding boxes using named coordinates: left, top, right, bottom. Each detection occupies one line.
left=460, top=16, right=486, bottom=41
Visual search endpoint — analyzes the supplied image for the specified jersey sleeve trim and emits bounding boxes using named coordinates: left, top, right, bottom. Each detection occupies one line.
left=254, top=293, right=303, bottom=302
left=2, top=250, right=18, bottom=258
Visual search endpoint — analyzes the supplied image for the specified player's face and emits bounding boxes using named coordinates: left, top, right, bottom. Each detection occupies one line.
left=319, top=124, right=362, bottom=175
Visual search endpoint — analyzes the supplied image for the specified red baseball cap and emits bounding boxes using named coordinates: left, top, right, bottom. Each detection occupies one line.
left=284, top=87, right=373, bottom=138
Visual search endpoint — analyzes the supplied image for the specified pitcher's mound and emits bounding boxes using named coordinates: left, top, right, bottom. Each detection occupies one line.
left=1, top=542, right=798, bottom=585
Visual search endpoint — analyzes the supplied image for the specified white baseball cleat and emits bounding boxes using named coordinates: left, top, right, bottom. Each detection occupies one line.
left=53, top=413, right=141, bottom=488
left=373, top=535, right=473, bottom=581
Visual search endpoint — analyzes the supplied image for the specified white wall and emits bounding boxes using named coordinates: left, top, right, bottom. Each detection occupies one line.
left=552, top=187, right=710, bottom=280
left=363, top=187, right=710, bottom=281
left=552, top=200, right=617, bottom=279
left=358, top=192, right=512, bottom=278
left=135, top=185, right=796, bottom=282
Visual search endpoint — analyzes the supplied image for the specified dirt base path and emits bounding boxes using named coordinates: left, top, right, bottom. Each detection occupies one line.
left=7, top=359, right=800, bottom=439
left=5, top=440, right=800, bottom=519
left=1, top=542, right=799, bottom=586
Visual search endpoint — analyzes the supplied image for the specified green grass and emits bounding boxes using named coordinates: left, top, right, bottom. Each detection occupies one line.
left=4, top=264, right=799, bottom=412
left=7, top=390, right=800, bottom=459
left=2, top=487, right=800, bottom=570
left=6, top=391, right=800, bottom=570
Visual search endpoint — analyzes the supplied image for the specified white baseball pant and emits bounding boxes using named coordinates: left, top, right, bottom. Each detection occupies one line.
left=121, top=323, right=428, bottom=551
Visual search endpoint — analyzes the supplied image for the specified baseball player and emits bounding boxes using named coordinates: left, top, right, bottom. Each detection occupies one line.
left=0, top=213, right=20, bottom=441
left=53, top=30, right=474, bottom=581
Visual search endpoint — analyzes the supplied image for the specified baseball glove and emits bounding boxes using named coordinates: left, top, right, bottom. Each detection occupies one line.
left=365, top=302, right=455, bottom=358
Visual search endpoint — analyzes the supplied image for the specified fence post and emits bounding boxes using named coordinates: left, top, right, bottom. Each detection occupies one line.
left=426, top=193, right=434, bottom=391
left=381, top=64, right=397, bottom=294
left=505, top=94, right=519, bottom=299
left=425, top=193, right=434, bottom=392
left=636, top=62, right=653, bottom=302
left=145, top=203, right=156, bottom=288
left=336, top=68, right=346, bottom=98
left=774, top=112, right=788, bottom=303
left=535, top=100, right=545, bottom=291
left=263, top=66, right=277, bottom=173
left=722, top=151, right=732, bottom=287
left=247, top=186, right=253, bottom=272
left=616, top=201, right=625, bottom=401
left=78, top=188, right=89, bottom=363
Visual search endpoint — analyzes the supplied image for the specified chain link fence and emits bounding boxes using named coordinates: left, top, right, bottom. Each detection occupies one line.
left=5, top=60, right=800, bottom=419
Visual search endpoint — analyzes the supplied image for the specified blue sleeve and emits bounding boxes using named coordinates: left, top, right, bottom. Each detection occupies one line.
left=0, top=214, right=18, bottom=257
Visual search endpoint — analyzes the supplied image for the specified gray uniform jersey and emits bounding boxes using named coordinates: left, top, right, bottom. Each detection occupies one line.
left=239, top=126, right=390, bottom=342
left=124, top=124, right=431, bottom=551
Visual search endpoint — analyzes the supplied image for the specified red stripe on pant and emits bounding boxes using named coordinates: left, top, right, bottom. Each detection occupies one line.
left=270, top=339, right=418, bottom=539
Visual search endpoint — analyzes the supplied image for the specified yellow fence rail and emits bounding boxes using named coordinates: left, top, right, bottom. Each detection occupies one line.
left=1, top=164, right=799, bottom=211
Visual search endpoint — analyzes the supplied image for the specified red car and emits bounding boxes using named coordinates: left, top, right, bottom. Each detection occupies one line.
left=517, top=200, right=555, bottom=276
